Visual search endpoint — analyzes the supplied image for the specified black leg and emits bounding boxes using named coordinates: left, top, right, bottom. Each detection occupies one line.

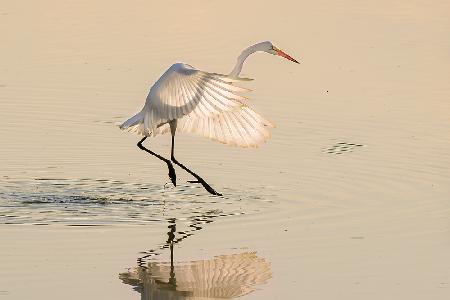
left=170, top=135, right=222, bottom=196
left=137, top=136, right=177, bottom=186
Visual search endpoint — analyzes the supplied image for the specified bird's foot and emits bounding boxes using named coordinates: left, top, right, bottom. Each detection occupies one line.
left=171, top=157, right=222, bottom=196
left=188, top=178, right=222, bottom=196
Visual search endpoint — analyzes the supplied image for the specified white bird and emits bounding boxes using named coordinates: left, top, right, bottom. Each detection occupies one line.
left=120, top=41, right=299, bottom=195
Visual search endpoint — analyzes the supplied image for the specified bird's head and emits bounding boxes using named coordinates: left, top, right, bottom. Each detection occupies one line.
left=260, top=41, right=299, bottom=64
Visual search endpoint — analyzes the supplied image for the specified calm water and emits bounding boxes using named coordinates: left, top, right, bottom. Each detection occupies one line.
left=1, top=1, right=449, bottom=299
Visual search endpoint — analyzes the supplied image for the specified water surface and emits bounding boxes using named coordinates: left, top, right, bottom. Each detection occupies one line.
left=1, top=1, right=449, bottom=299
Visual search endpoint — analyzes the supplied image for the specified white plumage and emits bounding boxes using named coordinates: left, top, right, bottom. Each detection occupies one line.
left=119, top=41, right=298, bottom=195
left=120, top=62, right=274, bottom=148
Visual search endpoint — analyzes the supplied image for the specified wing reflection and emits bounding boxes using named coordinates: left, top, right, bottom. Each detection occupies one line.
left=120, top=219, right=272, bottom=299
left=120, top=252, right=271, bottom=300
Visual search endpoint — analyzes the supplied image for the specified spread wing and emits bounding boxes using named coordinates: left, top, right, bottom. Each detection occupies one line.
left=122, top=62, right=275, bottom=147
left=142, top=63, right=251, bottom=133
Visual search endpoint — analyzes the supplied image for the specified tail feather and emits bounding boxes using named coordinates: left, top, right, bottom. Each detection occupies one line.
left=119, top=111, right=145, bottom=135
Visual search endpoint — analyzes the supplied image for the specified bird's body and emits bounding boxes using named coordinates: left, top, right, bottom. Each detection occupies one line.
left=120, top=41, right=299, bottom=195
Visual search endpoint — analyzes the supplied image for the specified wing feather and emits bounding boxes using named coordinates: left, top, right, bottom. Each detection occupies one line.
left=169, top=106, right=274, bottom=148
left=227, top=111, right=248, bottom=147
left=232, top=110, right=252, bottom=147
left=120, top=63, right=274, bottom=147
left=139, top=63, right=249, bottom=133
left=184, top=79, right=210, bottom=118
left=188, top=75, right=238, bottom=116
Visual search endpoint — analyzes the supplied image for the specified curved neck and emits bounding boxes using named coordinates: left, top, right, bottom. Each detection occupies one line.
left=228, top=42, right=269, bottom=78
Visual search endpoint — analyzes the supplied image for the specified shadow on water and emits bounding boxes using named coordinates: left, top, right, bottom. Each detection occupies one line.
left=120, top=217, right=272, bottom=300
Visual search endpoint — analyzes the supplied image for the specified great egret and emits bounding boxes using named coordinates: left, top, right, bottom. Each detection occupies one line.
left=120, top=41, right=299, bottom=195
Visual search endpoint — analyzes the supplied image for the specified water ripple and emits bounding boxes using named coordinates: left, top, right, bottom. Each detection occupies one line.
left=0, top=177, right=276, bottom=225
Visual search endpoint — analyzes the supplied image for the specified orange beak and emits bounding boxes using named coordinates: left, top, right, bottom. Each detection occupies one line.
left=276, top=49, right=299, bottom=64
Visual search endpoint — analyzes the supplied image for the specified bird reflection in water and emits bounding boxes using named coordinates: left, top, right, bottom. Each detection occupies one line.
left=120, top=218, right=272, bottom=299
